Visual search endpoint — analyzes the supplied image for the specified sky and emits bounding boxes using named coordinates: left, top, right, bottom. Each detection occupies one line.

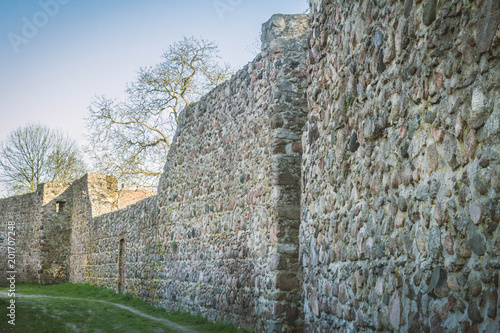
left=0, top=0, right=308, bottom=195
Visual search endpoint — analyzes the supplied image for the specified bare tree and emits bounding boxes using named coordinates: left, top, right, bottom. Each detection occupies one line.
left=0, top=124, right=87, bottom=195
left=86, top=37, right=232, bottom=188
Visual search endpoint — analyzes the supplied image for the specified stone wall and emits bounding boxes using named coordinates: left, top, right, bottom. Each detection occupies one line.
left=0, top=191, right=42, bottom=283
left=0, top=173, right=153, bottom=285
left=39, top=182, right=72, bottom=284
left=303, top=0, right=500, bottom=332
left=2, top=3, right=499, bottom=332
left=154, top=14, right=308, bottom=332
left=77, top=14, right=309, bottom=332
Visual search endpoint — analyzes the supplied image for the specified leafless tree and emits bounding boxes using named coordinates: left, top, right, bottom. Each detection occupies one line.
left=0, top=124, right=87, bottom=195
left=86, top=37, right=232, bottom=189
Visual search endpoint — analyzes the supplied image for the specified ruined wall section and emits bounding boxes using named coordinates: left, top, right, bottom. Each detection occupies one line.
left=0, top=191, right=42, bottom=282
left=303, top=0, right=500, bottom=332
left=69, top=173, right=138, bottom=283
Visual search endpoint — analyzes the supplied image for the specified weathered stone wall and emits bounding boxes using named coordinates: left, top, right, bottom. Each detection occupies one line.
left=0, top=173, right=153, bottom=285
left=84, top=195, right=158, bottom=290
left=0, top=191, right=42, bottom=283
left=68, top=173, right=120, bottom=283
left=75, top=14, right=309, bottom=332
left=153, top=14, right=308, bottom=332
left=303, top=0, right=500, bottom=332
left=39, top=182, right=72, bottom=284
left=2, top=3, right=499, bottom=332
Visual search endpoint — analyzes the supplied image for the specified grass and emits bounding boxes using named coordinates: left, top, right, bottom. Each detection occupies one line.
left=0, top=282, right=253, bottom=333
left=0, top=296, right=174, bottom=332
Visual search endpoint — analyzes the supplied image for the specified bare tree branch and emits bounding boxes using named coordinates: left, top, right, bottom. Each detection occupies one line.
left=86, top=37, right=233, bottom=189
left=0, top=124, right=87, bottom=195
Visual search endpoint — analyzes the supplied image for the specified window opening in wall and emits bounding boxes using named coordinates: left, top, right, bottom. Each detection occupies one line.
left=118, top=238, right=125, bottom=293
left=56, top=201, right=65, bottom=213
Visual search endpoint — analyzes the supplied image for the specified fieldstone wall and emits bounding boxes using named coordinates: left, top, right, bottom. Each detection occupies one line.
left=303, top=0, right=500, bottom=332
left=0, top=173, right=153, bottom=285
left=73, top=14, right=309, bottom=332
left=38, top=182, right=72, bottom=284
left=0, top=191, right=42, bottom=283
left=0, top=14, right=309, bottom=332
left=2, top=3, right=499, bottom=332
left=68, top=173, right=122, bottom=283
left=84, top=195, right=158, bottom=290
left=152, top=14, right=308, bottom=332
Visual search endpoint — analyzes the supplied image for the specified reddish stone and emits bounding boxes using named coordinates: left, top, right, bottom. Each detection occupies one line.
left=455, top=117, right=465, bottom=139
left=291, top=142, right=303, bottom=154
left=395, top=212, right=405, bottom=228
left=455, top=239, right=472, bottom=258
left=431, top=127, right=444, bottom=142
left=433, top=72, right=444, bottom=89
left=270, top=224, right=282, bottom=243
left=465, top=130, right=478, bottom=158
left=463, top=321, right=479, bottom=333
left=389, top=291, right=402, bottom=330
left=444, top=234, right=454, bottom=255
left=400, top=124, right=407, bottom=138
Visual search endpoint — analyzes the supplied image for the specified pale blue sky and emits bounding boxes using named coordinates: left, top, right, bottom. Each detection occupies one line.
left=0, top=0, right=308, bottom=195
left=0, top=0, right=308, bottom=143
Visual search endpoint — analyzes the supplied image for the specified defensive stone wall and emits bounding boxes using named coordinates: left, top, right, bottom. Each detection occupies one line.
left=303, top=0, right=500, bottom=332
left=79, top=14, right=309, bottom=332
left=0, top=191, right=42, bottom=282
left=1, top=3, right=499, bottom=332
left=152, top=14, right=308, bottom=331
left=0, top=173, right=153, bottom=285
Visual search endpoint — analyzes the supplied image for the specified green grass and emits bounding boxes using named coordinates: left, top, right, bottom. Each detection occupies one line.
left=0, top=296, right=174, bottom=332
left=0, top=282, right=252, bottom=333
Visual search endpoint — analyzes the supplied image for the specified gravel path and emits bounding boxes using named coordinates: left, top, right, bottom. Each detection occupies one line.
left=0, top=292, right=199, bottom=333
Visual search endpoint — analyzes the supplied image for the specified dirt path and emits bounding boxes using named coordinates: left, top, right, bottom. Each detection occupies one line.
left=0, top=292, right=199, bottom=333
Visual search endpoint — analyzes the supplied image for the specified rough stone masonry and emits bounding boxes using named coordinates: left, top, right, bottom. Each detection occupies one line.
left=303, top=0, right=499, bottom=332
left=1, top=1, right=500, bottom=332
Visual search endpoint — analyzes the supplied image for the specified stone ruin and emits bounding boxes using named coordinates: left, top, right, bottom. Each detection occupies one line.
left=1, top=1, right=500, bottom=332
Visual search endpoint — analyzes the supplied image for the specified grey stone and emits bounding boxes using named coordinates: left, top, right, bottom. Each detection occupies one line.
left=468, top=233, right=486, bottom=256
left=374, top=30, right=384, bottom=49
left=477, top=0, right=500, bottom=54
left=350, top=132, right=360, bottom=152
left=487, top=288, right=498, bottom=318
left=443, top=133, right=459, bottom=169
left=428, top=226, right=442, bottom=259
left=491, top=165, right=500, bottom=192
left=404, top=0, right=413, bottom=18
left=470, top=201, right=484, bottom=225
left=428, top=266, right=449, bottom=298
left=423, top=0, right=437, bottom=26
left=416, top=185, right=430, bottom=201
left=467, top=301, right=483, bottom=323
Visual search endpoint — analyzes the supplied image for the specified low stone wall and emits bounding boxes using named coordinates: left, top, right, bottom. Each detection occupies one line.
left=303, top=0, right=500, bottom=332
